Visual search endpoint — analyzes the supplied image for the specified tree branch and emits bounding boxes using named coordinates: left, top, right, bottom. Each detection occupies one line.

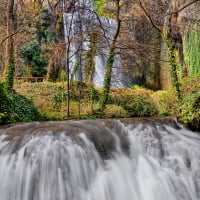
left=136, top=0, right=162, bottom=33
left=172, top=0, right=200, bottom=14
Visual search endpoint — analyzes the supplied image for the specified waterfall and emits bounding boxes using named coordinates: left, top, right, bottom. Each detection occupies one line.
left=0, top=118, right=200, bottom=200
left=62, top=0, right=125, bottom=87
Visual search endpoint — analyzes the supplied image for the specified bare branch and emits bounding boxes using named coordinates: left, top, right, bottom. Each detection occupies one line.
left=136, top=0, right=162, bottom=34
left=172, top=0, right=200, bottom=14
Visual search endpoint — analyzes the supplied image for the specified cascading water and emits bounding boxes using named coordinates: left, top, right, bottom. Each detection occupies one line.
left=0, top=118, right=200, bottom=200
left=63, top=0, right=125, bottom=87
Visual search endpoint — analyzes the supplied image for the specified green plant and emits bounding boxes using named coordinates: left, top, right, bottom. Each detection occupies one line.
left=0, top=81, right=11, bottom=123
left=152, top=89, right=178, bottom=116
left=20, top=40, right=47, bottom=77
left=9, top=92, right=40, bottom=122
left=52, top=85, right=66, bottom=110
left=183, top=25, right=200, bottom=76
left=122, top=97, right=158, bottom=117
left=180, top=89, right=200, bottom=130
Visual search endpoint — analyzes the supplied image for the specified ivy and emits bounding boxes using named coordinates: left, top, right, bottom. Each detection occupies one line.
left=167, top=41, right=181, bottom=100
left=183, top=25, right=200, bottom=76
left=85, top=31, right=98, bottom=83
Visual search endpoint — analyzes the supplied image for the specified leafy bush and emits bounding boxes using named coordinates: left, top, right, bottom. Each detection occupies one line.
left=105, top=104, right=127, bottom=118
left=107, top=87, right=158, bottom=117
left=20, top=40, right=47, bottom=77
left=0, top=81, right=11, bottom=123
left=119, top=93, right=158, bottom=117
left=152, top=89, right=178, bottom=116
left=9, top=92, right=40, bottom=122
left=180, top=89, right=200, bottom=130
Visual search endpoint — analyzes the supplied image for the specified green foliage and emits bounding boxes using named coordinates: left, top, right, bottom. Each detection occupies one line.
left=52, top=85, right=66, bottom=110
left=92, top=0, right=113, bottom=18
left=92, top=0, right=106, bottom=15
left=58, top=70, right=67, bottom=82
left=56, top=12, right=63, bottom=33
left=20, top=40, right=47, bottom=76
left=35, top=9, right=52, bottom=43
left=152, top=89, right=178, bottom=116
left=39, top=111, right=64, bottom=121
left=85, top=32, right=98, bottom=83
left=180, top=89, right=200, bottom=130
left=98, top=52, right=114, bottom=114
left=70, top=81, right=99, bottom=102
left=0, top=81, right=40, bottom=124
left=19, top=8, right=53, bottom=77
left=0, top=81, right=11, bottom=123
left=4, top=41, right=15, bottom=91
left=167, top=42, right=181, bottom=100
left=120, top=96, right=158, bottom=117
left=9, top=92, right=40, bottom=122
left=183, top=25, right=200, bottom=75
left=105, top=104, right=127, bottom=118
left=5, top=64, right=15, bottom=91
left=31, top=54, right=47, bottom=76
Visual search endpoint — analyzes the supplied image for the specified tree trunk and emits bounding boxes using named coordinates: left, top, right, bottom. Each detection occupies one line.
left=4, top=0, right=16, bottom=91
left=98, top=51, right=115, bottom=114
left=98, top=0, right=121, bottom=115
left=167, top=41, right=181, bottom=100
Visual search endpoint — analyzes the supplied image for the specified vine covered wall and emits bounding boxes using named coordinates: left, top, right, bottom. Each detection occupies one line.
left=183, top=25, right=200, bottom=76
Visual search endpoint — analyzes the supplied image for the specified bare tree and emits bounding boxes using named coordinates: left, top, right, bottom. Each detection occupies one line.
left=134, top=0, right=200, bottom=99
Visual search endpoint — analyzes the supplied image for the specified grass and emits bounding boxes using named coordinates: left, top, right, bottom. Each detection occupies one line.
left=14, top=81, right=162, bottom=120
left=13, top=77, right=200, bottom=131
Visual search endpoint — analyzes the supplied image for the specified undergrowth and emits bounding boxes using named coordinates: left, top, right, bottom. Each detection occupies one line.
left=1, top=76, right=199, bottom=131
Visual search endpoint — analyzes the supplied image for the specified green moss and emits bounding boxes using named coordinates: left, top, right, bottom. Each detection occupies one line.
left=98, top=52, right=114, bottom=114
left=167, top=41, right=181, bottom=100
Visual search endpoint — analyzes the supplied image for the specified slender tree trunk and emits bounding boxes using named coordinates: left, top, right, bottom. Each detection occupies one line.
left=63, top=1, right=76, bottom=118
left=98, top=50, right=115, bottom=114
left=4, top=0, right=16, bottom=91
left=98, top=0, right=121, bottom=115
left=137, top=0, right=182, bottom=99
left=167, top=41, right=181, bottom=100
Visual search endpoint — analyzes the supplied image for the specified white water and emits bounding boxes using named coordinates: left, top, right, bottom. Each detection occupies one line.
left=63, top=0, right=125, bottom=87
left=0, top=119, right=200, bottom=200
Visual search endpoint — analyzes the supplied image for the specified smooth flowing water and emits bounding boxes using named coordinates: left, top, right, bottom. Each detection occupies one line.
left=0, top=118, right=200, bottom=200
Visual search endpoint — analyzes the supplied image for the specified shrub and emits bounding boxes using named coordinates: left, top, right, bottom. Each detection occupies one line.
left=9, top=92, right=40, bottom=122
left=152, top=89, right=178, bottom=116
left=0, top=81, right=11, bottom=124
left=52, top=85, right=66, bottom=110
left=179, top=89, right=200, bottom=130
left=105, top=104, right=127, bottom=118
left=120, top=95, right=158, bottom=117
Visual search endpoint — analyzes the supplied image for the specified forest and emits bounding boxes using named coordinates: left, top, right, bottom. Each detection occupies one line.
left=0, top=0, right=200, bottom=130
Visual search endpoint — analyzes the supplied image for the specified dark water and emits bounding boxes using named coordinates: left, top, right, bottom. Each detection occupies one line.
left=0, top=118, right=200, bottom=200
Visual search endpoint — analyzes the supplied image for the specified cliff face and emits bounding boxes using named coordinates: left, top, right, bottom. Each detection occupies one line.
left=159, top=0, right=200, bottom=88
